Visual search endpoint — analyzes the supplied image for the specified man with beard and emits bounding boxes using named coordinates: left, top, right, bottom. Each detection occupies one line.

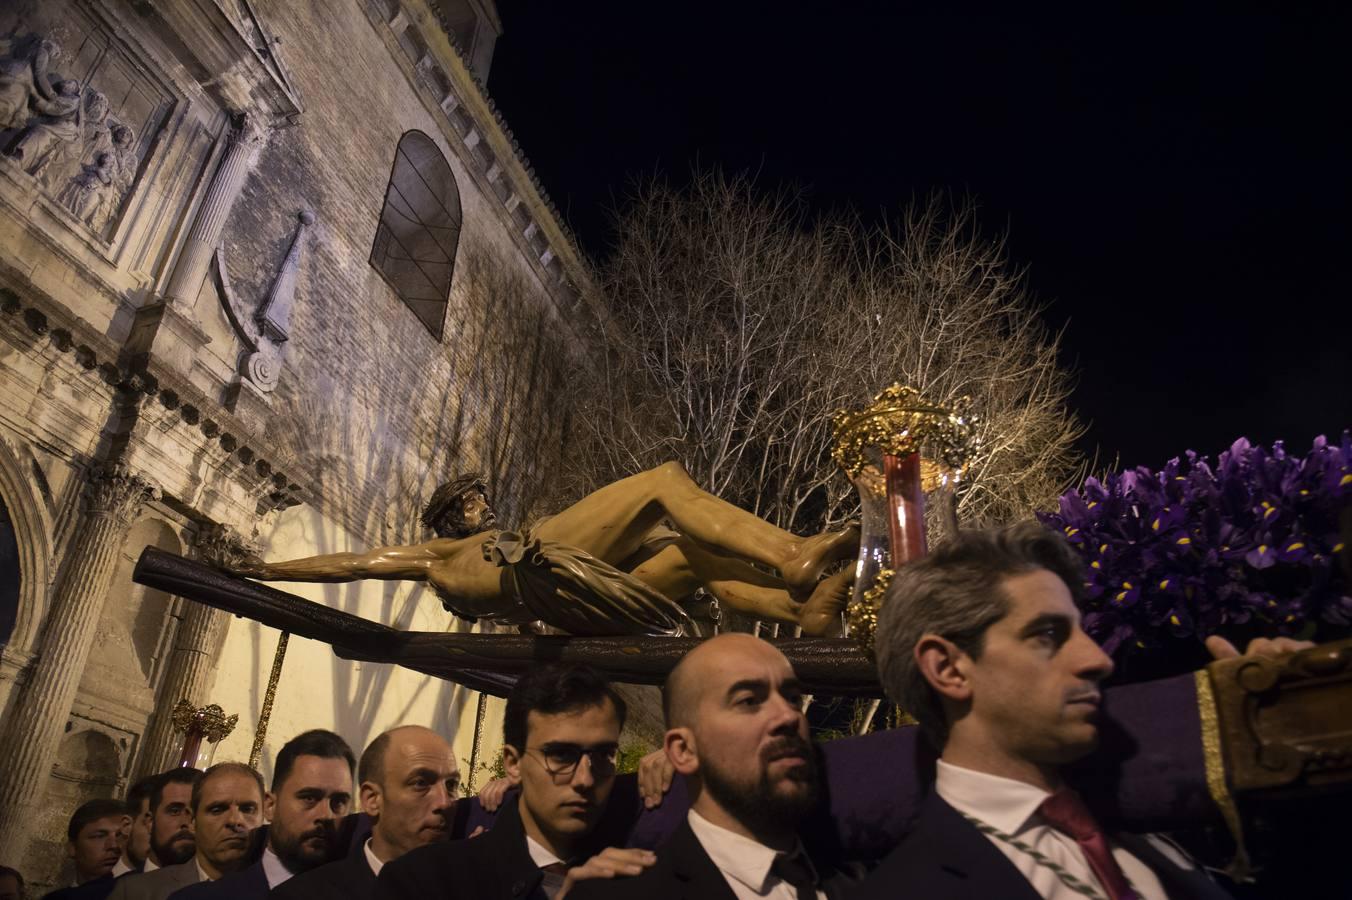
left=379, top=665, right=655, bottom=899
left=172, top=731, right=355, bottom=900
left=115, top=764, right=260, bottom=900
left=572, top=633, right=853, bottom=900
left=112, top=777, right=158, bottom=878
left=273, top=726, right=460, bottom=899
left=138, top=770, right=199, bottom=872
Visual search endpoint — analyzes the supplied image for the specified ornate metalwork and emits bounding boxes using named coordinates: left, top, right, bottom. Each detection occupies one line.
left=249, top=631, right=289, bottom=769
left=847, top=568, right=893, bottom=648
left=833, top=385, right=975, bottom=647
left=831, top=384, right=976, bottom=487
left=467, top=692, right=489, bottom=794
left=171, top=698, right=239, bottom=743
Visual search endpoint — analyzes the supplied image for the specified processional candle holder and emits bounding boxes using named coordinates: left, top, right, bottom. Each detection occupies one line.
left=832, top=385, right=976, bottom=645
left=171, top=699, right=239, bottom=769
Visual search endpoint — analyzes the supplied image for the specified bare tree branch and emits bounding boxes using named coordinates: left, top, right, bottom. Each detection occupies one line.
left=561, top=172, right=1084, bottom=546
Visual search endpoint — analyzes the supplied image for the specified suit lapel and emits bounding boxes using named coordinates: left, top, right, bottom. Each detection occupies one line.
left=172, top=862, right=201, bottom=889
left=665, top=821, right=740, bottom=900
left=908, top=793, right=1044, bottom=899
left=485, top=797, right=546, bottom=900
left=345, top=850, right=378, bottom=888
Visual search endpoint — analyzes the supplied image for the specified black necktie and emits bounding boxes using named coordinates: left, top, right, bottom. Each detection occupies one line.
left=771, top=849, right=818, bottom=900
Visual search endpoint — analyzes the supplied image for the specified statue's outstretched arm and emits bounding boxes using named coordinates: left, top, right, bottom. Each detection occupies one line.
left=237, top=540, right=450, bottom=583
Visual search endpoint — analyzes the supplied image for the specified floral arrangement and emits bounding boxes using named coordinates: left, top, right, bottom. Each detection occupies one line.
left=1038, top=433, right=1351, bottom=680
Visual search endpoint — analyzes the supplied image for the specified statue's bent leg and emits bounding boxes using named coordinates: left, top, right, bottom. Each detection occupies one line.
left=535, top=462, right=857, bottom=594
left=627, top=538, right=803, bottom=626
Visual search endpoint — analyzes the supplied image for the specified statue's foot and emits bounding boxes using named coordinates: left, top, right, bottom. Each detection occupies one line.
left=781, top=525, right=860, bottom=598
left=798, top=568, right=855, bottom=637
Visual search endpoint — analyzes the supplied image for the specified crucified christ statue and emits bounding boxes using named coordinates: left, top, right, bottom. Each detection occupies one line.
left=230, top=462, right=857, bottom=636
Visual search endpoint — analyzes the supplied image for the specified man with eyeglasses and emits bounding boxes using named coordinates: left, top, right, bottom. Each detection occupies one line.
left=378, top=664, right=656, bottom=899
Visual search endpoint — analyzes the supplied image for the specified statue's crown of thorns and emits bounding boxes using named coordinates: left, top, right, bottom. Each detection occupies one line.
left=421, top=472, right=490, bottom=530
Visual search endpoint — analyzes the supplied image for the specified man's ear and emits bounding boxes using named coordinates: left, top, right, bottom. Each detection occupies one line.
left=263, top=791, right=276, bottom=824
left=359, top=780, right=382, bottom=819
left=501, top=745, right=523, bottom=784
left=914, top=634, right=973, bottom=703
left=663, top=727, right=698, bottom=777
left=66, top=840, right=76, bottom=861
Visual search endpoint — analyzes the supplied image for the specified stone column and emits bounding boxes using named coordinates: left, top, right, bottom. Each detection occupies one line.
left=163, top=113, right=267, bottom=305
left=134, top=526, right=245, bottom=778
left=0, top=465, right=159, bottom=862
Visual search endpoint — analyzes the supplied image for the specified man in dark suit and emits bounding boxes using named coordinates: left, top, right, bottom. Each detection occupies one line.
left=854, top=523, right=1304, bottom=900
left=170, top=730, right=355, bottom=900
left=116, top=762, right=262, bottom=900
left=273, top=725, right=460, bottom=899
left=136, top=769, right=200, bottom=876
left=378, top=665, right=655, bottom=900
left=570, top=633, right=855, bottom=900
left=111, top=776, right=158, bottom=879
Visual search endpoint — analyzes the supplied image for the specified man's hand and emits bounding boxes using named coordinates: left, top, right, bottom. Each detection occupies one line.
left=1205, top=635, right=1316, bottom=660
left=476, top=775, right=517, bottom=812
left=637, top=748, right=674, bottom=810
left=558, top=848, right=657, bottom=897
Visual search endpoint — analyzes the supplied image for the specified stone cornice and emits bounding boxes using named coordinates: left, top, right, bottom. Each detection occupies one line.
left=0, top=283, right=309, bottom=524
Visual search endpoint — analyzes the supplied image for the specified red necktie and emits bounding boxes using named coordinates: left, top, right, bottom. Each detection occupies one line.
left=1038, top=789, right=1140, bottom=900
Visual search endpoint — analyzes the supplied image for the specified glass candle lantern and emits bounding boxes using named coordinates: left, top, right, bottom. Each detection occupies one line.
left=832, top=385, right=975, bottom=644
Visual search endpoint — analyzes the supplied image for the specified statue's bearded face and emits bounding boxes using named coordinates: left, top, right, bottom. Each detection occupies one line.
left=457, top=491, right=497, bottom=534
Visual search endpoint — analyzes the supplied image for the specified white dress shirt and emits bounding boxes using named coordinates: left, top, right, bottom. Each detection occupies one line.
left=936, top=760, right=1171, bottom=900
left=526, top=835, right=565, bottom=869
left=526, top=836, right=568, bottom=900
left=261, top=845, right=296, bottom=889
left=686, top=809, right=826, bottom=900
left=364, top=839, right=385, bottom=876
left=112, top=856, right=159, bottom=877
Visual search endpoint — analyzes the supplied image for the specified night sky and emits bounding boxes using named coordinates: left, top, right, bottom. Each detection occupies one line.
left=487, top=4, right=1352, bottom=471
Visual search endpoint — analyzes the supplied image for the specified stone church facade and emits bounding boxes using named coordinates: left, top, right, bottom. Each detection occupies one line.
left=0, top=0, right=595, bottom=886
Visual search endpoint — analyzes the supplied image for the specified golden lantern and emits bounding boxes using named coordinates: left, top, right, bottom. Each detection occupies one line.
left=832, top=385, right=976, bottom=645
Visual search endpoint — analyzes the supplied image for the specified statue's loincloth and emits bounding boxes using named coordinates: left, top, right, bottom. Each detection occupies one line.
left=475, top=530, right=694, bottom=636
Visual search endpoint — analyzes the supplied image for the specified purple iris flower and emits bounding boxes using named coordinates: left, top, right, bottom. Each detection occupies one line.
left=1038, top=432, right=1351, bottom=682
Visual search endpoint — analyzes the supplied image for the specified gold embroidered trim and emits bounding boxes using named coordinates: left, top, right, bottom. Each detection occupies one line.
left=249, top=631, right=290, bottom=769
left=1194, top=668, right=1251, bottom=880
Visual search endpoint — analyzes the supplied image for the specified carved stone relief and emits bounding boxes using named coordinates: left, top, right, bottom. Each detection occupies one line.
left=0, top=4, right=175, bottom=241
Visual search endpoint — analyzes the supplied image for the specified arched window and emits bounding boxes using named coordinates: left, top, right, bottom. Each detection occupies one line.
left=370, top=131, right=463, bottom=339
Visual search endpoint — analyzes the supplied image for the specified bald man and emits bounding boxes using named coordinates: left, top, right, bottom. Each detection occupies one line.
left=573, top=633, right=858, bottom=900
left=273, top=726, right=460, bottom=900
